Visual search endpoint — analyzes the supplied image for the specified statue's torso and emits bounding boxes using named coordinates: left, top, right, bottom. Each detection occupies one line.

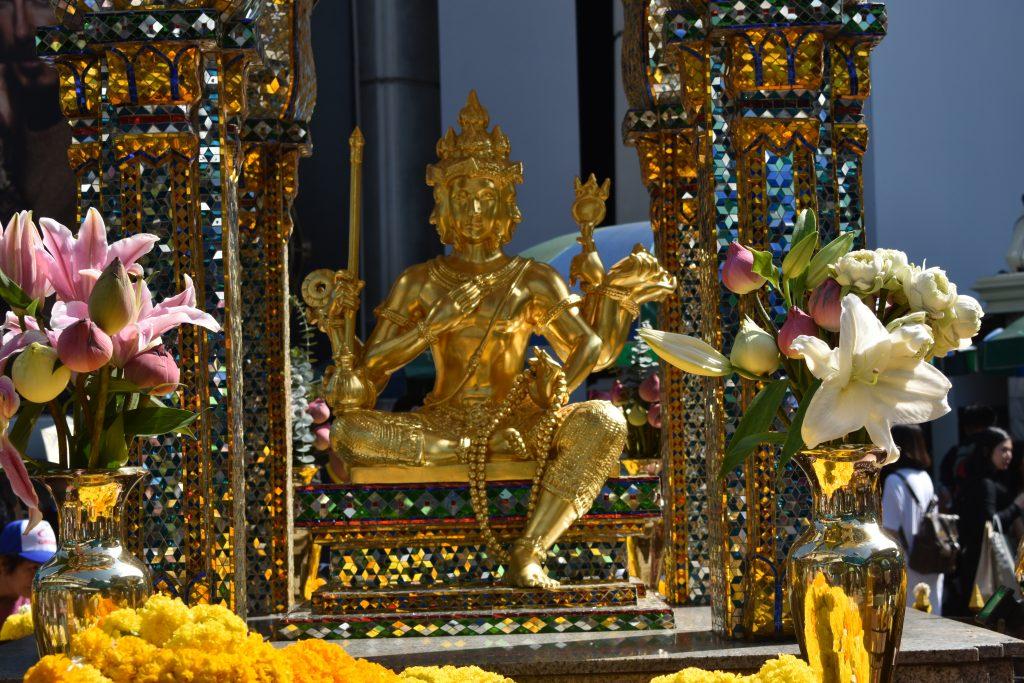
left=415, top=255, right=541, bottom=408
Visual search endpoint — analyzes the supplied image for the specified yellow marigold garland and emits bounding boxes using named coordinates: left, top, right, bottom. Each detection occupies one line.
left=1, top=604, right=33, bottom=642
left=650, top=655, right=815, bottom=683
left=399, top=665, right=515, bottom=683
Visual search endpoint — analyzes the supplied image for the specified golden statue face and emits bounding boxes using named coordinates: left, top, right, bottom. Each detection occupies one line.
left=439, top=174, right=516, bottom=249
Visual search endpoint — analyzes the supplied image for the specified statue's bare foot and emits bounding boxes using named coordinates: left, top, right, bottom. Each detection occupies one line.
left=506, top=540, right=560, bottom=590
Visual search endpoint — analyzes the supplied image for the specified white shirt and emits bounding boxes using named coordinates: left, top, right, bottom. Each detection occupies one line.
left=882, top=468, right=943, bottom=615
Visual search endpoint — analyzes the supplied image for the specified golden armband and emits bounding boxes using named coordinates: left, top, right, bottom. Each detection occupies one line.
left=594, top=284, right=640, bottom=317
left=536, top=294, right=583, bottom=331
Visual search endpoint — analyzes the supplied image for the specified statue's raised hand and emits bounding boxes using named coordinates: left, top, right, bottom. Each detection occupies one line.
left=527, top=348, right=568, bottom=410
left=606, top=245, right=677, bottom=304
left=425, top=278, right=485, bottom=333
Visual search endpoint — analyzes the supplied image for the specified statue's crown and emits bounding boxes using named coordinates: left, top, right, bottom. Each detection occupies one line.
left=427, top=91, right=523, bottom=187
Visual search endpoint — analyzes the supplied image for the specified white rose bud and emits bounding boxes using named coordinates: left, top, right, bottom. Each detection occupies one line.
left=950, top=294, right=983, bottom=341
left=832, top=250, right=884, bottom=294
left=903, top=266, right=957, bottom=317
left=929, top=316, right=962, bottom=359
left=876, top=249, right=910, bottom=290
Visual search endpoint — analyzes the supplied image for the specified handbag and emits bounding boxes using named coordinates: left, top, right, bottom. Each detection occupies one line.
left=974, top=516, right=1020, bottom=602
left=892, top=472, right=960, bottom=574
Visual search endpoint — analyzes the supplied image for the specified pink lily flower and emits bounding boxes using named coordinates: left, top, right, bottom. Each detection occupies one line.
left=0, top=376, right=40, bottom=529
left=39, top=207, right=159, bottom=303
left=0, top=211, right=52, bottom=301
left=52, top=274, right=220, bottom=367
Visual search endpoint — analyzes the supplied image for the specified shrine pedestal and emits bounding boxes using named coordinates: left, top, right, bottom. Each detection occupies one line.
left=330, top=607, right=1024, bottom=683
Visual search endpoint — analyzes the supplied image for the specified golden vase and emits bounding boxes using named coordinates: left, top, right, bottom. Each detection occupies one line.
left=31, top=467, right=152, bottom=656
left=788, top=447, right=906, bottom=683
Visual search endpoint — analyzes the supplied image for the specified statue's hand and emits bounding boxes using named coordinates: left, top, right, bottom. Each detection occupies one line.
left=605, top=245, right=677, bottom=304
left=330, top=270, right=364, bottom=315
left=570, top=249, right=605, bottom=290
left=527, top=348, right=568, bottom=410
left=425, top=279, right=485, bottom=333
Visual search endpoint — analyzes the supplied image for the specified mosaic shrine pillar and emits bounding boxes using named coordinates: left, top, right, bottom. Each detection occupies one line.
left=38, top=0, right=273, bottom=615
left=236, top=0, right=316, bottom=616
left=621, top=0, right=885, bottom=636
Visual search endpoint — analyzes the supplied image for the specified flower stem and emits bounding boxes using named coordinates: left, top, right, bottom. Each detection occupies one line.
left=751, top=292, right=779, bottom=334
left=47, top=399, right=69, bottom=470
left=88, top=366, right=111, bottom=470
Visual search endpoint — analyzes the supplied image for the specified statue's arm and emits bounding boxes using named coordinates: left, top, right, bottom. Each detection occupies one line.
left=527, top=263, right=601, bottom=393
left=358, top=267, right=432, bottom=386
left=581, top=247, right=678, bottom=371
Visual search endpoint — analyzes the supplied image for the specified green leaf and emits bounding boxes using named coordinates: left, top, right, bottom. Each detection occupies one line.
left=0, top=265, right=33, bottom=311
left=725, top=432, right=788, bottom=470
left=106, top=377, right=147, bottom=395
left=123, top=406, right=199, bottom=438
left=792, top=208, right=818, bottom=246
left=720, top=379, right=789, bottom=477
left=778, top=380, right=822, bottom=472
left=806, top=230, right=860, bottom=288
left=99, top=413, right=129, bottom=468
left=749, top=247, right=780, bottom=289
left=8, top=401, right=43, bottom=454
left=782, top=231, right=819, bottom=280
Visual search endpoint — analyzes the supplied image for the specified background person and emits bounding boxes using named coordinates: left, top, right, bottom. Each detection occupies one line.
left=882, top=424, right=943, bottom=614
left=939, top=404, right=997, bottom=510
left=949, top=427, right=1022, bottom=616
left=0, top=518, right=55, bottom=629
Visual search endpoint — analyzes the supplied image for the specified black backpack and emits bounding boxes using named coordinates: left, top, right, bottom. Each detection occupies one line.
left=892, top=471, right=960, bottom=575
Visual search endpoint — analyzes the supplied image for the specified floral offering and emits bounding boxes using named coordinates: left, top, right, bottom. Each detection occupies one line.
left=649, top=654, right=816, bottom=683
left=22, top=593, right=530, bottom=683
left=0, top=210, right=219, bottom=525
left=641, top=209, right=981, bottom=471
left=605, top=322, right=662, bottom=458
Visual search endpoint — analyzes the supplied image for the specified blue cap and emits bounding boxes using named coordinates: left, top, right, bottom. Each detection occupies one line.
left=0, top=520, right=56, bottom=564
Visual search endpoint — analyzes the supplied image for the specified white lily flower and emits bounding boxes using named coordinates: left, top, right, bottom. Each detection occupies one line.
left=638, top=328, right=732, bottom=377
left=789, top=294, right=952, bottom=464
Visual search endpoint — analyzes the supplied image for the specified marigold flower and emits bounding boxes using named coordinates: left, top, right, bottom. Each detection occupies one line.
left=24, top=655, right=112, bottom=683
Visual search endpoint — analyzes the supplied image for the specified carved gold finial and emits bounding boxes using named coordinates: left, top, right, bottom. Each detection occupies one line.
left=349, top=126, right=365, bottom=164
left=427, top=90, right=523, bottom=187
left=571, top=174, right=611, bottom=252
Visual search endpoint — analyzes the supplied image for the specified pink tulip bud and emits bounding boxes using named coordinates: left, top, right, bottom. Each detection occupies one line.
left=587, top=390, right=613, bottom=402
left=313, top=423, right=331, bottom=451
left=124, top=346, right=180, bottom=395
left=807, top=278, right=842, bottom=332
left=638, top=373, right=661, bottom=403
left=56, top=319, right=113, bottom=373
left=647, top=402, right=662, bottom=429
left=778, top=307, right=819, bottom=358
left=0, top=376, right=19, bottom=421
left=306, top=398, right=331, bottom=425
left=610, top=380, right=628, bottom=406
left=88, top=258, right=136, bottom=335
left=722, top=242, right=766, bottom=295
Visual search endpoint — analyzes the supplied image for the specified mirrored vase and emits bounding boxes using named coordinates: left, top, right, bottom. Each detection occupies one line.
left=788, top=446, right=906, bottom=683
left=31, top=467, right=152, bottom=656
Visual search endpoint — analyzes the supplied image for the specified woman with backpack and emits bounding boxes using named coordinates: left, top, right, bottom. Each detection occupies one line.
left=882, top=424, right=944, bottom=614
left=948, top=427, right=1024, bottom=616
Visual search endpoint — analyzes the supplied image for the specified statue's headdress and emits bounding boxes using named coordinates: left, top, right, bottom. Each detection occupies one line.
left=427, top=91, right=524, bottom=187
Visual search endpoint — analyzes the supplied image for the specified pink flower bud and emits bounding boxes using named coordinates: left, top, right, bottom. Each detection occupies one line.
left=313, top=423, right=331, bottom=451
left=0, top=376, right=19, bottom=421
left=638, top=373, right=661, bottom=403
left=88, top=258, right=136, bottom=335
left=124, top=346, right=180, bottom=395
left=722, top=242, right=766, bottom=295
left=306, top=398, right=331, bottom=425
left=56, top=319, right=113, bottom=373
left=807, top=279, right=842, bottom=332
left=610, top=380, right=628, bottom=406
left=647, top=402, right=662, bottom=429
left=778, top=307, right=819, bottom=358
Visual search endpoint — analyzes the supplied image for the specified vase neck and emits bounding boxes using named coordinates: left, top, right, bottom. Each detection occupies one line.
left=42, top=471, right=142, bottom=549
left=801, top=451, right=882, bottom=521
